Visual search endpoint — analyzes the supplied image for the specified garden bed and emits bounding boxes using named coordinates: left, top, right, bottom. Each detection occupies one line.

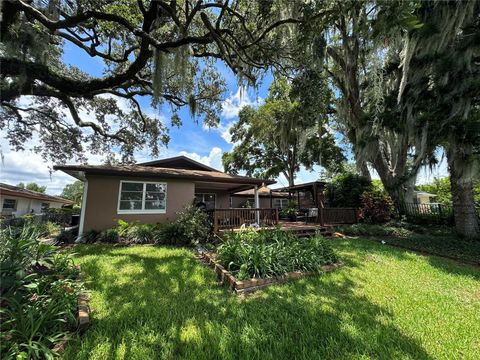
left=200, top=250, right=343, bottom=294
left=199, top=228, right=342, bottom=293
left=52, top=286, right=91, bottom=354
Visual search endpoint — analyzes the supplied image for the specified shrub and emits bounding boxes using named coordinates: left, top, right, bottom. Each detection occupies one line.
left=217, top=228, right=338, bottom=280
left=155, top=222, right=187, bottom=246
left=125, top=223, right=159, bottom=244
left=359, top=190, right=395, bottom=223
left=0, top=224, right=82, bottom=359
left=98, top=228, right=119, bottom=243
left=326, top=173, right=372, bottom=208
left=55, top=227, right=78, bottom=244
left=81, top=229, right=100, bottom=243
left=155, top=206, right=211, bottom=246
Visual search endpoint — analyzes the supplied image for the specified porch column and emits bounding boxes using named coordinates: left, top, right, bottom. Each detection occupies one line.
left=254, top=185, right=260, bottom=224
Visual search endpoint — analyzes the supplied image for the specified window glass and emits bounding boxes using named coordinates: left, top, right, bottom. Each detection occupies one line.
left=121, top=182, right=143, bottom=191
left=41, top=203, right=50, bottom=212
left=119, top=182, right=166, bottom=212
left=119, top=200, right=143, bottom=210
left=195, top=193, right=216, bottom=210
left=3, top=199, right=16, bottom=210
left=120, top=191, right=143, bottom=201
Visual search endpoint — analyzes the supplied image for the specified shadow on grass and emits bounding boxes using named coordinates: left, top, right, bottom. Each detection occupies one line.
left=332, top=236, right=480, bottom=281
left=63, top=244, right=436, bottom=360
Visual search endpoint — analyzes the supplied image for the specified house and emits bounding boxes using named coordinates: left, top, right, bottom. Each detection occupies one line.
left=413, top=191, right=437, bottom=204
left=54, top=156, right=275, bottom=235
left=231, top=186, right=289, bottom=209
left=0, top=183, right=74, bottom=217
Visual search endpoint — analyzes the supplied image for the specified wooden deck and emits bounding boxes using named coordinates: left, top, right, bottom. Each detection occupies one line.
left=218, top=221, right=332, bottom=237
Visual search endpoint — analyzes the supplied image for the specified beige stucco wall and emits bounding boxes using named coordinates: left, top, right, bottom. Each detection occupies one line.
left=82, top=175, right=195, bottom=232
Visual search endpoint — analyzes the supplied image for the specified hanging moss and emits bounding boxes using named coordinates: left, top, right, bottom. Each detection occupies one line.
left=187, top=94, right=197, bottom=119
left=152, top=48, right=165, bottom=105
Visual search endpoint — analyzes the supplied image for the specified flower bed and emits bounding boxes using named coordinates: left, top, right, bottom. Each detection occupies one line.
left=0, top=224, right=87, bottom=359
left=201, top=251, right=342, bottom=294
left=202, top=228, right=342, bottom=293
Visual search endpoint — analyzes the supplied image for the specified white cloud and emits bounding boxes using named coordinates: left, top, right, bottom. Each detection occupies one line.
left=0, top=146, right=76, bottom=196
left=221, top=87, right=263, bottom=119
left=178, top=147, right=224, bottom=171
left=203, top=120, right=235, bottom=144
left=0, top=134, right=105, bottom=195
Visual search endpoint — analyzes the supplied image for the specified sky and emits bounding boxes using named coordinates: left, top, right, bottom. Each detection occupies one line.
left=0, top=42, right=448, bottom=195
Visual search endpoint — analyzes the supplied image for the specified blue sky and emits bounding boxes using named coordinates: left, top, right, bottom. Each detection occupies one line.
left=0, top=43, right=448, bottom=195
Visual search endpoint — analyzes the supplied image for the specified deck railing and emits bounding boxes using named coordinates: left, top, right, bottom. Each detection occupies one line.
left=208, top=208, right=279, bottom=232
left=322, top=207, right=358, bottom=224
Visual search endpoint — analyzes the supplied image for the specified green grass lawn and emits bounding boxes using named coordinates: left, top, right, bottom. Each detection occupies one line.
left=62, top=239, right=480, bottom=360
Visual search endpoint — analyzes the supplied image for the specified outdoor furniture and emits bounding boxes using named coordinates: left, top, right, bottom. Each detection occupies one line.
left=306, top=208, right=318, bottom=224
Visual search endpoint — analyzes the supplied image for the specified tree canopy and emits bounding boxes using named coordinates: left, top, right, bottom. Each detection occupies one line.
left=16, top=182, right=47, bottom=193
left=60, top=180, right=84, bottom=205
left=222, top=77, right=344, bottom=185
left=1, top=0, right=317, bottom=163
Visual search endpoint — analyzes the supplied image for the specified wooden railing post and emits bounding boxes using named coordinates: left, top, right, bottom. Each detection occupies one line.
left=213, top=210, right=218, bottom=233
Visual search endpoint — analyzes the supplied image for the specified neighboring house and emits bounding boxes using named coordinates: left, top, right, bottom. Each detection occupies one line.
left=0, top=183, right=74, bottom=217
left=54, top=156, right=274, bottom=235
left=413, top=191, right=437, bottom=204
left=231, top=186, right=289, bottom=209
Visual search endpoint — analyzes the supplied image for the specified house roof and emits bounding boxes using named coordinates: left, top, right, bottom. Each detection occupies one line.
left=233, top=185, right=289, bottom=197
left=54, top=163, right=275, bottom=188
left=138, top=156, right=220, bottom=172
left=0, top=183, right=74, bottom=204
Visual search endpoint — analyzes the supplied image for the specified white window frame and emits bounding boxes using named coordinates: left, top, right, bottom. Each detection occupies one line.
left=195, top=193, right=216, bottom=209
left=117, top=180, right=167, bottom=214
left=3, top=198, right=17, bottom=210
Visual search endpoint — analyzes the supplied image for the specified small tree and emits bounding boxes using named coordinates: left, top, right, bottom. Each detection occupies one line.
left=359, top=190, right=395, bottom=224
left=61, top=181, right=84, bottom=205
left=326, top=173, right=372, bottom=208
left=16, top=182, right=46, bottom=193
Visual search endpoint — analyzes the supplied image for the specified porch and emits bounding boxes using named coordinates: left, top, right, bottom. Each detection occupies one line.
left=208, top=207, right=358, bottom=236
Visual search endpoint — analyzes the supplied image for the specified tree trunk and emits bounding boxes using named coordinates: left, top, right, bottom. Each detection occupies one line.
left=446, top=146, right=480, bottom=238
left=356, top=160, right=371, bottom=180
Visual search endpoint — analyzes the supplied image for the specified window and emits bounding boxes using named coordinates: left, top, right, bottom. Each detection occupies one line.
left=2, top=199, right=17, bottom=210
left=118, top=181, right=167, bottom=214
left=41, top=203, right=50, bottom=212
left=273, top=198, right=289, bottom=209
left=195, top=193, right=216, bottom=210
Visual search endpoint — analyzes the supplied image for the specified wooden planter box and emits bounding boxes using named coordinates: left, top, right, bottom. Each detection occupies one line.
left=52, top=267, right=90, bottom=354
left=200, top=251, right=342, bottom=294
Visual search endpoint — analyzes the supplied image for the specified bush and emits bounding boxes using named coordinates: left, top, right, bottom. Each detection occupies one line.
left=81, top=229, right=100, bottom=243
left=326, top=173, right=372, bottom=208
left=216, top=228, right=338, bottom=280
left=98, top=228, right=119, bottom=243
left=155, top=206, right=211, bottom=246
left=0, top=224, right=82, bottom=359
left=359, top=190, right=395, bottom=223
left=55, top=227, right=78, bottom=244
left=86, top=207, right=211, bottom=246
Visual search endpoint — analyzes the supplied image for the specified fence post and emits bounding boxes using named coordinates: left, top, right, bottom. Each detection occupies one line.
left=213, top=210, right=218, bottom=233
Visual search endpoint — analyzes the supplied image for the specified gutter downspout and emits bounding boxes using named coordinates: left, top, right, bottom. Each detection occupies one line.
left=76, top=176, right=88, bottom=242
